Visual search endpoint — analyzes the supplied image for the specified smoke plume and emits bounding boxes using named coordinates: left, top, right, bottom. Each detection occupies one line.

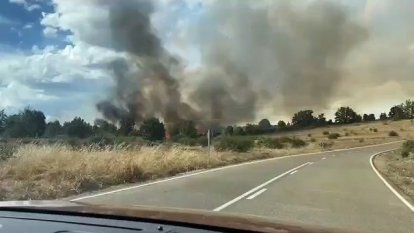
left=97, top=0, right=369, bottom=126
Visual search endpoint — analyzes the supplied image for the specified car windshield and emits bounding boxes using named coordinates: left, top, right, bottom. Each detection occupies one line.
left=0, top=0, right=413, bottom=232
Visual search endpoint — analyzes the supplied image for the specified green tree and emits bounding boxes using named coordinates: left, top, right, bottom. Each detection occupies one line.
left=403, top=99, right=414, bottom=119
left=4, top=108, right=46, bottom=138
left=63, top=117, right=93, bottom=138
left=171, top=120, right=197, bottom=138
left=0, top=109, right=7, bottom=134
left=224, top=125, right=234, bottom=136
left=292, top=110, right=316, bottom=127
left=245, top=124, right=261, bottom=135
left=118, top=117, right=135, bottom=136
left=363, top=113, right=375, bottom=122
left=379, top=112, right=387, bottom=120
left=93, top=119, right=117, bottom=135
left=277, top=120, right=287, bottom=129
left=258, top=119, right=271, bottom=129
left=334, top=107, right=359, bottom=124
left=389, top=105, right=405, bottom=120
left=233, top=126, right=245, bottom=135
left=43, top=120, right=62, bottom=137
left=139, top=118, right=165, bottom=141
left=316, top=113, right=327, bottom=126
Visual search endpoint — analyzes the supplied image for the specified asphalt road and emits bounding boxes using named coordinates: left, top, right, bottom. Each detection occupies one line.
left=72, top=142, right=414, bottom=233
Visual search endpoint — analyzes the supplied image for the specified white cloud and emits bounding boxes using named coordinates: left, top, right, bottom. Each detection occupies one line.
left=9, top=0, right=41, bottom=11
left=0, top=81, right=57, bottom=110
left=40, top=0, right=112, bottom=46
left=43, top=26, right=58, bottom=37
left=0, top=40, right=127, bottom=120
left=23, top=23, right=33, bottom=29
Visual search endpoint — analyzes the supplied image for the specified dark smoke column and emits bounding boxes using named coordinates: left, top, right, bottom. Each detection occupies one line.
left=97, top=0, right=199, bottom=131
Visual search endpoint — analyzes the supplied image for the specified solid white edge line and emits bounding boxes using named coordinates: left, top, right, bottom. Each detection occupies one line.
left=70, top=140, right=403, bottom=201
left=369, top=149, right=414, bottom=213
left=213, top=162, right=310, bottom=212
left=246, top=188, right=267, bottom=200
left=290, top=170, right=298, bottom=175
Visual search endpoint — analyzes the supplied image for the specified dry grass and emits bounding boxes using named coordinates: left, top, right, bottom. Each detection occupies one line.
left=0, top=144, right=315, bottom=201
left=374, top=150, right=414, bottom=202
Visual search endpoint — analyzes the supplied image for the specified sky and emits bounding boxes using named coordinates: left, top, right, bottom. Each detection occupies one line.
left=0, top=0, right=413, bottom=124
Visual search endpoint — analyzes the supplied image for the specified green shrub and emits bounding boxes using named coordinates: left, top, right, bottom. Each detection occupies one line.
left=291, top=138, right=307, bottom=148
left=197, top=137, right=208, bottom=147
left=176, top=137, right=197, bottom=146
left=322, top=131, right=330, bottom=135
left=373, top=128, right=378, bottom=132
left=215, top=137, right=254, bottom=152
left=359, top=138, right=364, bottom=143
left=328, top=133, right=341, bottom=139
left=389, top=131, right=399, bottom=137
left=319, top=141, right=334, bottom=149
left=345, top=132, right=349, bottom=136
left=401, top=151, right=409, bottom=158
left=307, top=133, right=312, bottom=137
left=279, top=137, right=293, bottom=143
left=401, top=140, right=414, bottom=158
left=0, top=143, right=17, bottom=161
left=88, top=135, right=115, bottom=147
left=257, top=137, right=284, bottom=149
left=310, top=138, right=316, bottom=142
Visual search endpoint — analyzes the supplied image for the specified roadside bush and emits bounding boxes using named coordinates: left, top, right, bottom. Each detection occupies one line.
left=257, top=137, right=284, bottom=149
left=322, top=131, right=330, bottom=135
left=373, top=128, right=378, bottom=132
left=345, top=132, right=349, bottom=136
left=328, top=133, right=341, bottom=139
left=307, top=133, right=312, bottom=137
left=401, top=140, right=414, bottom=158
left=197, top=137, right=208, bottom=147
left=176, top=137, right=198, bottom=146
left=87, top=135, right=115, bottom=148
left=66, top=138, right=82, bottom=149
left=310, top=138, right=316, bottom=142
left=279, top=137, right=293, bottom=144
left=401, top=151, right=409, bottom=158
left=215, top=137, right=254, bottom=152
left=0, top=143, right=17, bottom=161
left=359, top=138, right=365, bottom=143
left=389, top=131, right=399, bottom=137
left=319, top=141, right=334, bottom=149
left=291, top=138, right=307, bottom=148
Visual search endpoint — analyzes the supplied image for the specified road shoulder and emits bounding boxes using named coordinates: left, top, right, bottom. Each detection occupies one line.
left=372, top=150, right=414, bottom=211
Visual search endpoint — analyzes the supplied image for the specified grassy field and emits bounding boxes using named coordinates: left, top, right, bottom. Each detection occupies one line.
left=1, top=119, right=414, bottom=201
left=374, top=149, right=414, bottom=202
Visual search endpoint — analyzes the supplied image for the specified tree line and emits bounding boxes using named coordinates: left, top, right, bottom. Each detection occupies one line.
left=0, top=99, right=413, bottom=141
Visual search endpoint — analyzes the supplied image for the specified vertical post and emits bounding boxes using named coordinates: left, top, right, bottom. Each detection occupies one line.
left=207, top=129, right=211, bottom=161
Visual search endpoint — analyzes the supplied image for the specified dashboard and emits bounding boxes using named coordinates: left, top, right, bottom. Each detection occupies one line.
left=0, top=210, right=219, bottom=233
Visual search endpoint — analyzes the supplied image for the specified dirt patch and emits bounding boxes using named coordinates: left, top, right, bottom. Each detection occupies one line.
left=374, top=150, right=414, bottom=202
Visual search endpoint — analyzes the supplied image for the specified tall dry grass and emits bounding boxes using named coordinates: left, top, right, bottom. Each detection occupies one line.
left=0, top=144, right=282, bottom=200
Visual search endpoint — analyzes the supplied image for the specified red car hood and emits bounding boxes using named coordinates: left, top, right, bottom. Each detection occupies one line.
left=0, top=200, right=357, bottom=233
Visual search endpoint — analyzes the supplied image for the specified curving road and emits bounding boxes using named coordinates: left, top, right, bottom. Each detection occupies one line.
left=72, top=142, right=414, bottom=233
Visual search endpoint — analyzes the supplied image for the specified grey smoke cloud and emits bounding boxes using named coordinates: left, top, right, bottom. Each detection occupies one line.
left=97, top=0, right=411, bottom=126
